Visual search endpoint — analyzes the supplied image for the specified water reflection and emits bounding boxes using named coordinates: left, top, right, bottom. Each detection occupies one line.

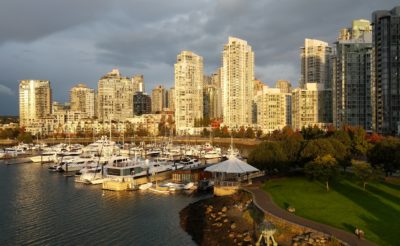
left=0, top=162, right=208, bottom=245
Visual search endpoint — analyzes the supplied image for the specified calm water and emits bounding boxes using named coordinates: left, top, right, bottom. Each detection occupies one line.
left=0, top=161, right=209, bottom=245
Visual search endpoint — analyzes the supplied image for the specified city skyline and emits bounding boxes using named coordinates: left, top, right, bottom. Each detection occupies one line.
left=0, top=0, right=398, bottom=115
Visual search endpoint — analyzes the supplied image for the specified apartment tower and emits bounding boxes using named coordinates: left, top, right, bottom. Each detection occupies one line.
left=221, top=37, right=254, bottom=128
left=174, top=51, right=204, bottom=135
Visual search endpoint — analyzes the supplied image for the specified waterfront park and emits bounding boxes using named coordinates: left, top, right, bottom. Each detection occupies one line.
left=248, top=126, right=400, bottom=245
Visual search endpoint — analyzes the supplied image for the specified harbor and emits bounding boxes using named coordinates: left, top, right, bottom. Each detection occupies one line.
left=0, top=160, right=210, bottom=245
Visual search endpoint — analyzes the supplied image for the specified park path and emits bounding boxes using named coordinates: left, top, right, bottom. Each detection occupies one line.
left=243, top=185, right=376, bottom=246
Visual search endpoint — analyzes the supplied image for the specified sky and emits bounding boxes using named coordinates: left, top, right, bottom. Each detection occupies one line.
left=0, top=0, right=398, bottom=115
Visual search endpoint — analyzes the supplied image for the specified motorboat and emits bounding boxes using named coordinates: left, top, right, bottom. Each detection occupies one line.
left=179, top=157, right=201, bottom=170
left=139, top=182, right=153, bottom=190
left=30, top=151, right=57, bottom=163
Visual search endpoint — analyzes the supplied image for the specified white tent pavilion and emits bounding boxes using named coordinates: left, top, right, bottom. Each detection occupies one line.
left=205, top=156, right=260, bottom=184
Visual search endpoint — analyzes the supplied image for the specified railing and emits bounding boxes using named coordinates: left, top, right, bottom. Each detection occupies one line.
left=237, top=171, right=266, bottom=182
left=214, top=180, right=240, bottom=187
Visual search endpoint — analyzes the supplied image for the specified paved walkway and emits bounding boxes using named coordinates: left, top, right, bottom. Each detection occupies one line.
left=243, top=186, right=375, bottom=246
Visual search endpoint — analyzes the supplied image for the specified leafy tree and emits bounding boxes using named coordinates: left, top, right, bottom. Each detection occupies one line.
left=201, top=128, right=210, bottom=137
left=248, top=142, right=288, bottom=173
left=283, top=133, right=304, bottom=164
left=300, top=138, right=335, bottom=164
left=300, top=125, right=325, bottom=140
left=328, top=138, right=352, bottom=171
left=245, top=127, right=255, bottom=138
left=352, top=161, right=383, bottom=191
left=17, top=132, right=33, bottom=143
left=304, top=155, right=339, bottom=191
left=256, top=129, right=263, bottom=138
left=347, top=126, right=369, bottom=157
left=367, top=137, right=400, bottom=176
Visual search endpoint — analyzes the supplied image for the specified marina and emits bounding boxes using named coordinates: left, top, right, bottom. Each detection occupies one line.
left=0, top=160, right=210, bottom=245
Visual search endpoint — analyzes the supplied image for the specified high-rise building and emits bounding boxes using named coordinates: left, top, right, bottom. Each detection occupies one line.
left=292, top=83, right=332, bottom=130
left=151, top=85, right=166, bottom=113
left=132, top=74, right=145, bottom=93
left=372, top=6, right=400, bottom=135
left=133, top=92, right=151, bottom=116
left=300, top=39, right=333, bottom=88
left=274, top=80, right=293, bottom=127
left=255, top=87, right=288, bottom=133
left=19, top=80, right=52, bottom=126
left=174, top=51, right=204, bottom=135
left=167, top=87, right=175, bottom=112
left=97, top=69, right=135, bottom=121
left=70, top=83, right=96, bottom=118
left=333, top=20, right=373, bottom=130
left=221, top=37, right=254, bottom=128
left=275, top=80, right=292, bottom=94
left=338, top=19, right=372, bottom=41
left=203, top=84, right=222, bottom=120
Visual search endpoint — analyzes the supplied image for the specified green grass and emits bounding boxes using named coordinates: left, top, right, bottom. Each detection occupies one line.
left=263, top=176, right=400, bottom=245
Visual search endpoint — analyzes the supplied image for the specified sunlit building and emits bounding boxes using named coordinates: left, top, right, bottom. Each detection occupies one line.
left=19, top=80, right=52, bottom=126
left=292, top=83, right=332, bottom=130
left=97, top=69, right=135, bottom=121
left=333, top=20, right=373, bottom=130
left=300, top=39, right=333, bottom=88
left=70, top=83, right=96, bottom=118
left=151, top=85, right=167, bottom=113
left=174, top=51, right=204, bottom=135
left=221, top=37, right=254, bottom=128
left=255, top=87, right=288, bottom=133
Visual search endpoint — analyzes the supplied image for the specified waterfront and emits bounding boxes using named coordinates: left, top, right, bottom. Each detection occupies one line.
left=0, top=161, right=210, bottom=245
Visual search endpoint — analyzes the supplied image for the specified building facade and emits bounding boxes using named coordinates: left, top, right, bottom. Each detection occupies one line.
left=151, top=85, right=166, bottom=113
left=97, top=69, right=135, bottom=121
left=372, top=6, right=400, bottom=135
left=133, top=92, right=151, bottom=116
left=132, top=74, right=145, bottom=93
left=255, top=87, right=288, bottom=133
left=300, top=39, right=333, bottom=88
left=70, top=83, right=96, bottom=118
left=19, top=80, right=52, bottom=126
left=333, top=20, right=373, bottom=130
left=174, top=51, right=204, bottom=135
left=221, top=37, right=254, bottom=128
left=292, top=83, right=332, bottom=130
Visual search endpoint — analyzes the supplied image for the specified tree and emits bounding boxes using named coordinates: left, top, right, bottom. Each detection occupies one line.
left=300, top=138, right=335, bottom=164
left=367, top=137, right=400, bottom=176
left=283, top=133, right=304, bottom=165
left=17, top=132, right=33, bottom=143
left=248, top=142, right=288, bottom=173
left=245, top=127, right=255, bottom=138
left=300, top=125, right=325, bottom=140
left=304, top=155, right=339, bottom=191
left=256, top=129, right=263, bottom=138
left=352, top=161, right=383, bottom=191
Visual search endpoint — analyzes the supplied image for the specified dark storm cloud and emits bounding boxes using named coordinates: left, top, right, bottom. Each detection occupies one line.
left=0, top=0, right=399, bottom=115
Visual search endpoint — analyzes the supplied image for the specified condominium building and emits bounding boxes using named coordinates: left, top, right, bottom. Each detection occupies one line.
left=275, top=80, right=292, bottom=94
left=19, top=80, right=52, bottom=126
left=300, top=39, right=333, bottom=88
left=97, top=69, right=135, bottom=121
left=70, top=83, right=96, bottom=118
left=333, top=20, right=373, bottom=130
left=203, top=84, right=222, bottom=120
left=167, top=87, right=175, bottom=112
left=132, top=74, right=145, bottom=93
left=221, top=37, right=254, bottom=128
left=372, top=6, right=400, bottom=135
left=151, top=85, right=166, bottom=113
left=292, top=83, right=332, bottom=130
left=174, top=51, right=204, bottom=135
left=255, top=87, right=288, bottom=133
left=133, top=92, right=151, bottom=116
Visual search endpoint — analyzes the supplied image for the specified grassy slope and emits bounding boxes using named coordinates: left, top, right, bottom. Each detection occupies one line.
left=263, top=176, right=400, bottom=245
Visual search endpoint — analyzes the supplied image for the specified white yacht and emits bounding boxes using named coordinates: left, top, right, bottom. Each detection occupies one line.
left=30, top=151, right=57, bottom=163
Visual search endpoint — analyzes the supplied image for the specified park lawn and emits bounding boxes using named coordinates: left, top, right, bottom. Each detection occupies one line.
left=263, top=176, right=400, bottom=245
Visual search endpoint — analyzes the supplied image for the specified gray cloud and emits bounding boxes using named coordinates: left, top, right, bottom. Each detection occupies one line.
left=0, top=0, right=399, bottom=115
